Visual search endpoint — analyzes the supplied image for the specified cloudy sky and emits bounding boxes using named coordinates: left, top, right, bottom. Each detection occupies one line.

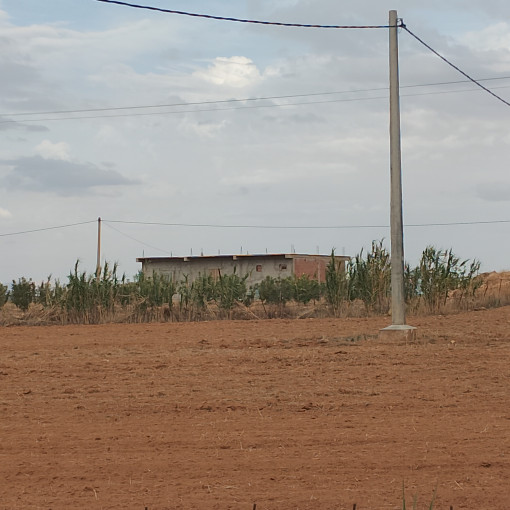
left=0, top=0, right=509, bottom=284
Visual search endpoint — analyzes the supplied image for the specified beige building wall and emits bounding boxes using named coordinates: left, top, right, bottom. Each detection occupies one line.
left=137, top=254, right=349, bottom=288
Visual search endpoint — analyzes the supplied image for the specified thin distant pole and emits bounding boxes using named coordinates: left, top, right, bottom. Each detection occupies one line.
left=96, top=217, right=102, bottom=278
left=389, top=10, right=405, bottom=325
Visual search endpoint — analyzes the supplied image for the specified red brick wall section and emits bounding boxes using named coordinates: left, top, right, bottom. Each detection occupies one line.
left=293, top=257, right=327, bottom=283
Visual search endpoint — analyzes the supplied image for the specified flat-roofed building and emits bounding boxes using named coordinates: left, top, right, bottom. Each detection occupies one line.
left=137, top=253, right=349, bottom=287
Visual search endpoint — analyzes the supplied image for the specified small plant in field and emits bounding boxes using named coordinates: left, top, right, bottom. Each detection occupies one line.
left=402, top=482, right=437, bottom=510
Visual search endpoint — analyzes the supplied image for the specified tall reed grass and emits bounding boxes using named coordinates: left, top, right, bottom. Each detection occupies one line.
left=325, top=243, right=483, bottom=317
left=0, top=243, right=504, bottom=325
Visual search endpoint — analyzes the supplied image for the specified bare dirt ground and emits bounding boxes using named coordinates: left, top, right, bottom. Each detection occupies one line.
left=1, top=307, right=510, bottom=510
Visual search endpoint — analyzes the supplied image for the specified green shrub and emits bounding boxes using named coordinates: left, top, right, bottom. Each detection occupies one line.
left=11, top=277, right=36, bottom=311
left=293, top=274, right=321, bottom=304
left=214, top=270, right=249, bottom=312
left=256, top=276, right=294, bottom=306
left=0, top=282, right=8, bottom=308
left=133, top=270, right=176, bottom=308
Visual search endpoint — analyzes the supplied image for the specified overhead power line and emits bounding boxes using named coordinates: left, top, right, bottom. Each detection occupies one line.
left=2, top=84, right=510, bottom=125
left=403, top=26, right=510, bottom=108
left=95, top=0, right=389, bottom=29
left=104, top=219, right=510, bottom=230
left=2, top=76, right=509, bottom=119
left=104, top=221, right=172, bottom=255
left=1, top=218, right=509, bottom=239
left=0, top=220, right=96, bottom=237
left=93, top=2, right=510, bottom=109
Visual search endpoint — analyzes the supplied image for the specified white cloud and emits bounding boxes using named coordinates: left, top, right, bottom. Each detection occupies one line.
left=461, top=22, right=510, bottom=51
left=0, top=207, right=12, bottom=218
left=35, top=140, right=71, bottom=161
left=193, top=56, right=262, bottom=88
left=2, top=18, right=179, bottom=73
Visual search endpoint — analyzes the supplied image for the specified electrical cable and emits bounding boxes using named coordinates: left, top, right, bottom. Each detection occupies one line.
left=1, top=217, right=508, bottom=240
left=103, top=219, right=510, bottom=230
left=95, top=0, right=389, bottom=29
left=2, top=84, right=510, bottom=125
left=403, top=25, right=510, bottom=108
left=0, top=220, right=96, bottom=237
left=0, top=96, right=389, bottom=124
left=103, top=221, right=172, bottom=255
left=2, top=76, right=509, bottom=119
left=92, top=2, right=510, bottom=108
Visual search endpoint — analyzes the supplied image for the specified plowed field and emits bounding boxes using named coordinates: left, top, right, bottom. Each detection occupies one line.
left=1, top=307, right=510, bottom=509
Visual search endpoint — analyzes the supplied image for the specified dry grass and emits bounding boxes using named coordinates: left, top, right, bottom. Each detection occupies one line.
left=3, top=271, right=510, bottom=326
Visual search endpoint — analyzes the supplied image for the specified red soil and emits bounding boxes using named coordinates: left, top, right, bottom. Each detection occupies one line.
left=1, top=307, right=510, bottom=509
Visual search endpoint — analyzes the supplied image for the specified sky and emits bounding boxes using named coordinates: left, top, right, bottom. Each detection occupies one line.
left=0, top=0, right=509, bottom=284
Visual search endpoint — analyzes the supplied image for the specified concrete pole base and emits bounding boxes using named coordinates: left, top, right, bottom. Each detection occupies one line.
left=379, top=324, right=417, bottom=342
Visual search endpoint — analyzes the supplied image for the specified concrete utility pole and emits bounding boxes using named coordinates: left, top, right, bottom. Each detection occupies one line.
left=96, top=217, right=102, bottom=279
left=380, top=10, right=416, bottom=341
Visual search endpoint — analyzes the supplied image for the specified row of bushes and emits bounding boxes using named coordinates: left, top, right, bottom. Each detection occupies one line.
left=0, top=242, right=483, bottom=324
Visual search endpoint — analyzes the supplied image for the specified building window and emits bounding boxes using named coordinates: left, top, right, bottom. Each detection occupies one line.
left=256, top=264, right=262, bottom=272
left=279, top=264, right=287, bottom=270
